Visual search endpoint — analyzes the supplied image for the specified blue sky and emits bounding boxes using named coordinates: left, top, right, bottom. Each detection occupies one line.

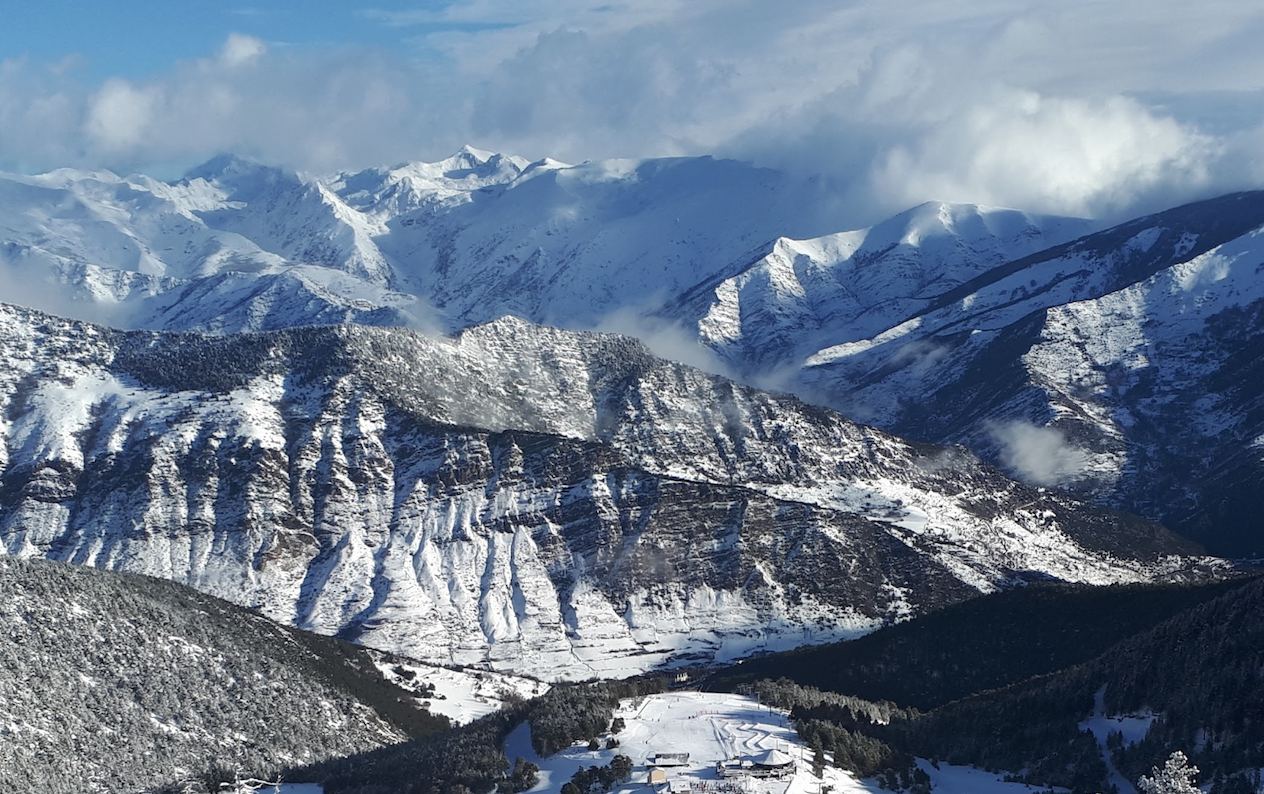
left=0, top=2, right=515, bottom=78
left=3, top=1, right=1264, bottom=224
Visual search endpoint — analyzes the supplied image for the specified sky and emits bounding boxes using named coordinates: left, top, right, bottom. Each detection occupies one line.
left=4, top=1, right=1264, bottom=224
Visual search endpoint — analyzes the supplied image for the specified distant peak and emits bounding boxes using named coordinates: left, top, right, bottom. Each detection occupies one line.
left=180, top=153, right=299, bottom=199
left=455, top=144, right=498, bottom=163
left=183, top=153, right=265, bottom=182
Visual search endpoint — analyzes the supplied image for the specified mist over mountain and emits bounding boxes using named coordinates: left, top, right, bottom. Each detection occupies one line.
left=5, top=149, right=1264, bottom=560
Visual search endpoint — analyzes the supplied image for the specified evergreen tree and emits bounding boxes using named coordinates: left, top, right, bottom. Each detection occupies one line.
left=1137, top=751, right=1200, bottom=794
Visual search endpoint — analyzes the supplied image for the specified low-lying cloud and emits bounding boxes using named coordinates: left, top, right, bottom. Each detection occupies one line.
left=989, top=420, right=1091, bottom=488
left=592, top=306, right=732, bottom=377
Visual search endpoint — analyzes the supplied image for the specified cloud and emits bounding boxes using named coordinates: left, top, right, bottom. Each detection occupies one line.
left=988, top=420, right=1090, bottom=488
left=0, top=252, right=125, bottom=327
left=592, top=306, right=732, bottom=376
left=85, top=79, right=160, bottom=152
left=1, top=2, right=1263, bottom=224
left=219, top=33, right=267, bottom=67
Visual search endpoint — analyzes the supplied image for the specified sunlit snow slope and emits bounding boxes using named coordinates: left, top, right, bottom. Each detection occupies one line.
left=798, top=191, right=1264, bottom=556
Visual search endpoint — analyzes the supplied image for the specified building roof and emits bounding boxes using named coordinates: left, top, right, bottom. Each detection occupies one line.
left=753, top=749, right=795, bottom=767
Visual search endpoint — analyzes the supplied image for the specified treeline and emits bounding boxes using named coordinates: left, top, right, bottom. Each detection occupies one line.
left=0, top=557, right=442, bottom=794
left=529, top=677, right=667, bottom=756
left=737, top=679, right=916, bottom=781
left=560, top=755, right=633, bottom=794
left=880, top=575, right=1264, bottom=793
left=293, top=677, right=667, bottom=794
left=707, top=577, right=1253, bottom=709
left=706, top=575, right=1264, bottom=794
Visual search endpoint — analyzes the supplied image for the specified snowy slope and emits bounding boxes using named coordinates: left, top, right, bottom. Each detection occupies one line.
left=0, top=556, right=412, bottom=794
left=0, top=304, right=1207, bottom=681
left=374, top=655, right=550, bottom=725
left=662, top=202, right=1093, bottom=380
left=0, top=161, right=428, bottom=332
left=4, top=150, right=1089, bottom=348
left=501, top=692, right=1065, bottom=794
left=0, top=149, right=849, bottom=335
left=796, top=191, right=1264, bottom=555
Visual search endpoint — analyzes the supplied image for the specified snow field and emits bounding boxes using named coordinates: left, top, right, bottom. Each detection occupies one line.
left=504, top=692, right=1066, bottom=794
left=374, top=656, right=551, bottom=725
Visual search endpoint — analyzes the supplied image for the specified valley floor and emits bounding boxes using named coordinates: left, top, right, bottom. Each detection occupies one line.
left=277, top=691, right=1074, bottom=793
left=501, top=692, right=1068, bottom=794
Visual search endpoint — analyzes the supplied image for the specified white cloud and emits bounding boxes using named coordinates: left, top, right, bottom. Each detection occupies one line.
left=870, top=91, right=1218, bottom=218
left=2, top=2, right=1264, bottom=223
left=85, top=79, right=160, bottom=152
left=592, top=306, right=731, bottom=376
left=989, top=420, right=1090, bottom=488
left=219, top=33, right=267, bottom=67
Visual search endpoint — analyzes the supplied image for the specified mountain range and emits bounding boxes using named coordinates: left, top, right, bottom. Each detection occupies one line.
left=4, top=149, right=1263, bottom=563
left=4, top=146, right=1264, bottom=791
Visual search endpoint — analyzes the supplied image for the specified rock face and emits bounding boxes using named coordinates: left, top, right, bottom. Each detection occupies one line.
left=0, top=304, right=1202, bottom=680
left=796, top=192, right=1264, bottom=557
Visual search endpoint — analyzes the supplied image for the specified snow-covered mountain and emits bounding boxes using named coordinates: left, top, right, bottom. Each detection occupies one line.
left=0, top=149, right=1097, bottom=345
left=0, top=148, right=863, bottom=335
left=0, top=304, right=1205, bottom=680
left=660, top=201, right=1094, bottom=381
left=796, top=191, right=1264, bottom=556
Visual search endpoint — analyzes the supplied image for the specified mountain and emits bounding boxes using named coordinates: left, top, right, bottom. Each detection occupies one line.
left=703, top=576, right=1255, bottom=711
left=0, top=302, right=1205, bottom=681
left=795, top=191, right=1264, bottom=556
left=0, top=150, right=1094, bottom=344
left=660, top=201, right=1094, bottom=381
left=0, top=555, right=443, bottom=794
left=12, top=152, right=1264, bottom=558
left=0, top=149, right=859, bottom=335
left=889, top=573, right=1264, bottom=793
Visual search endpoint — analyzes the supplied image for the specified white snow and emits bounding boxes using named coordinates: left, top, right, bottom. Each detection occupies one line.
left=374, top=656, right=550, bottom=725
left=504, top=692, right=1068, bottom=794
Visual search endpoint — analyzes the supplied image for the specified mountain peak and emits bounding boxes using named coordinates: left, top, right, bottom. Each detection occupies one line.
left=180, top=153, right=300, bottom=200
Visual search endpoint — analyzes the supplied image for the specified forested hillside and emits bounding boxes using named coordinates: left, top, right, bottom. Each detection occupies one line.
left=0, top=557, right=447, bottom=794
left=706, top=576, right=1264, bottom=794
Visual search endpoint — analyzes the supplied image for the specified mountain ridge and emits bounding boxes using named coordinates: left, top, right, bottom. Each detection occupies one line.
left=0, top=302, right=1208, bottom=681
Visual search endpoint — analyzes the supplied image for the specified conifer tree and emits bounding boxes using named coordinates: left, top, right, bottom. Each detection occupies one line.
left=1137, top=751, right=1199, bottom=794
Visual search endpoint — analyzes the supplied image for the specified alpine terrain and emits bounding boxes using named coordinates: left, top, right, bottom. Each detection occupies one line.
left=2, top=147, right=1262, bottom=793
left=0, top=300, right=1204, bottom=680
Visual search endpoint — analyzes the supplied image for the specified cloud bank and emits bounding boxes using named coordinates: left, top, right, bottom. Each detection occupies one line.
left=3, top=1, right=1264, bottom=222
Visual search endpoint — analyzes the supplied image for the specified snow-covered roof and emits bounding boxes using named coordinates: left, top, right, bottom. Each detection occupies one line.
left=753, top=749, right=795, bottom=767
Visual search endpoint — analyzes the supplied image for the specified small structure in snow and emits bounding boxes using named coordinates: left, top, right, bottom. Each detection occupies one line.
left=717, top=748, right=796, bottom=780
left=752, top=748, right=795, bottom=778
left=653, top=752, right=690, bottom=767
left=647, top=768, right=668, bottom=786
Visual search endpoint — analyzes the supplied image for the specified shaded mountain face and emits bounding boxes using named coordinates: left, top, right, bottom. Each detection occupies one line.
left=0, top=556, right=427, bottom=794
left=796, top=191, right=1264, bottom=557
left=0, top=304, right=1202, bottom=680
left=703, top=575, right=1264, bottom=793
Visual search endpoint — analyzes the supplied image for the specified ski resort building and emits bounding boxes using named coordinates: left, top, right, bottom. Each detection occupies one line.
left=716, top=749, right=796, bottom=780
